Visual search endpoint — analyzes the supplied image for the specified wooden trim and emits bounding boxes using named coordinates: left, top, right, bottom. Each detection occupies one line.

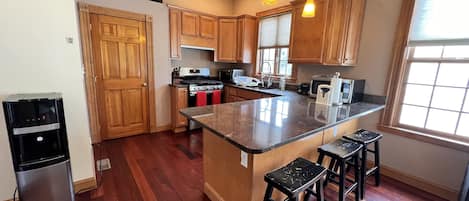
left=204, top=182, right=226, bottom=201
left=378, top=125, right=469, bottom=152
left=256, top=4, right=293, bottom=17
left=74, top=177, right=98, bottom=194
left=145, top=15, right=157, bottom=133
left=380, top=0, right=415, bottom=126
left=375, top=162, right=459, bottom=201
left=82, top=3, right=147, bottom=21
left=78, top=3, right=101, bottom=144
left=167, top=4, right=218, bottom=17
left=155, top=124, right=172, bottom=132
left=77, top=3, right=157, bottom=143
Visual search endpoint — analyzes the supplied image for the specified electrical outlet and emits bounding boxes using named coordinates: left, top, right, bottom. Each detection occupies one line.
left=240, top=151, right=248, bottom=168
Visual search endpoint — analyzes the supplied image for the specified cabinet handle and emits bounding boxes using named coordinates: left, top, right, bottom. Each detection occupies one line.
left=142, top=82, right=148, bottom=87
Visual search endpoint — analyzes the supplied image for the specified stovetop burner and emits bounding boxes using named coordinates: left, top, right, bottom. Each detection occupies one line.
left=181, top=79, right=223, bottom=85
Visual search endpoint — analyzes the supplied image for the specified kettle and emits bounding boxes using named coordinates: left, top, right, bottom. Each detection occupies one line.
left=316, top=84, right=333, bottom=105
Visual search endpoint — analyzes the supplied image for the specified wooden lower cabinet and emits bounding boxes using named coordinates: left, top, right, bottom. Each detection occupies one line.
left=171, top=86, right=188, bottom=133
left=224, top=86, right=274, bottom=103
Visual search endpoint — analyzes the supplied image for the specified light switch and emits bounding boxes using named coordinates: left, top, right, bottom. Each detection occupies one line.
left=241, top=151, right=248, bottom=168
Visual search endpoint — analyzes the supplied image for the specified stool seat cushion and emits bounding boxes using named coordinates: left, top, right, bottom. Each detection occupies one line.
left=318, top=139, right=363, bottom=159
left=344, top=129, right=383, bottom=144
left=265, top=158, right=326, bottom=194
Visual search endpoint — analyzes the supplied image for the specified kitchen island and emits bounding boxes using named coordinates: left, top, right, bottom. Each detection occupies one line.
left=180, top=87, right=384, bottom=201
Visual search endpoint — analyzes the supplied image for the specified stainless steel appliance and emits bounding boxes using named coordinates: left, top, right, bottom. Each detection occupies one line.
left=218, top=69, right=245, bottom=83
left=309, top=75, right=365, bottom=104
left=179, top=67, right=224, bottom=130
left=2, top=93, right=74, bottom=201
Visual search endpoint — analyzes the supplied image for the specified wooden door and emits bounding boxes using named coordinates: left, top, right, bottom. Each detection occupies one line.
left=181, top=11, right=199, bottom=37
left=199, top=15, right=217, bottom=39
left=236, top=15, right=257, bottom=64
left=289, top=0, right=329, bottom=63
left=342, top=0, right=365, bottom=66
left=217, top=18, right=238, bottom=62
left=91, top=14, right=149, bottom=140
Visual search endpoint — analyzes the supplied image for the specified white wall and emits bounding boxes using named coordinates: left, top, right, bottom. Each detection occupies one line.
left=0, top=0, right=95, bottom=200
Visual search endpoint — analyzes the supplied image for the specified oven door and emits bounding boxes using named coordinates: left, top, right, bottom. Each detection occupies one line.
left=188, top=91, right=214, bottom=107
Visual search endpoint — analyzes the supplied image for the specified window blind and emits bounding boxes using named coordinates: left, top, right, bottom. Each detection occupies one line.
left=259, top=13, right=292, bottom=48
left=409, top=0, right=469, bottom=46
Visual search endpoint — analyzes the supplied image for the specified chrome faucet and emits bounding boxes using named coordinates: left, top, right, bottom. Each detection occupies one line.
left=261, top=62, right=273, bottom=88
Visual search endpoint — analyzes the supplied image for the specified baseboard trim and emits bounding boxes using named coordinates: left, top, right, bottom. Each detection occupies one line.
left=4, top=177, right=97, bottom=201
left=74, top=176, right=97, bottom=194
left=155, top=124, right=172, bottom=132
left=204, top=182, right=225, bottom=201
left=372, top=161, right=458, bottom=201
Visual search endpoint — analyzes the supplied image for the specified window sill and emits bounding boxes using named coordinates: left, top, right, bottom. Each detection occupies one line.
left=378, top=125, right=469, bottom=152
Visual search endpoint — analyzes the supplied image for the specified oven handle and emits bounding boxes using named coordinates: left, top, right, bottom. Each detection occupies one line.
left=189, top=90, right=222, bottom=96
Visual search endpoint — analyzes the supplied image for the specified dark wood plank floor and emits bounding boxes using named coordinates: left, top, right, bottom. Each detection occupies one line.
left=76, top=131, right=447, bottom=201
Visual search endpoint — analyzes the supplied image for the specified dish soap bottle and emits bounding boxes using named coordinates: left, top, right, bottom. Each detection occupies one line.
left=279, top=76, right=286, bottom=91
left=330, top=72, right=343, bottom=105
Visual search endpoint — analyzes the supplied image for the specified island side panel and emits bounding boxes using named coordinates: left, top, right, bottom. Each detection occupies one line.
left=203, top=118, right=358, bottom=201
left=203, top=128, right=253, bottom=201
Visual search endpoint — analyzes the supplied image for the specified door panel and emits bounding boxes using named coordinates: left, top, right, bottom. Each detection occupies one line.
left=91, top=14, right=149, bottom=140
left=199, top=15, right=216, bottom=39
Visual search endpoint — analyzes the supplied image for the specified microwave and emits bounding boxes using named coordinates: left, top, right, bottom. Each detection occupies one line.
left=218, top=69, right=245, bottom=83
left=309, top=76, right=365, bottom=104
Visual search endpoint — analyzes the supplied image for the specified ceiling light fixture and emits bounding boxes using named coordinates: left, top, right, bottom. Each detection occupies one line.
left=262, top=0, right=277, bottom=6
left=302, top=0, right=316, bottom=18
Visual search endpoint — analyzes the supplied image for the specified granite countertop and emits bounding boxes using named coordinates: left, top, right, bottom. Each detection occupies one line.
left=180, top=86, right=385, bottom=154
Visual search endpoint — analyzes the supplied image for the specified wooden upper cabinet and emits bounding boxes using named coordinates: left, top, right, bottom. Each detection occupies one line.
left=289, top=0, right=365, bottom=66
left=342, top=0, right=366, bottom=65
left=236, top=15, right=257, bottom=64
left=289, top=0, right=329, bottom=63
left=217, top=15, right=257, bottom=63
left=169, top=6, right=218, bottom=52
left=199, top=15, right=217, bottom=39
left=217, top=18, right=238, bottom=62
left=181, top=11, right=199, bottom=37
left=169, top=8, right=181, bottom=59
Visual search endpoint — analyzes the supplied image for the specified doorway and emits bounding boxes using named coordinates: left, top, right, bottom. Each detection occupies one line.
left=78, top=3, right=156, bottom=143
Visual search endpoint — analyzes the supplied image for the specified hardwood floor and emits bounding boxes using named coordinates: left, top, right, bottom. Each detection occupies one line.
left=76, top=130, right=447, bottom=201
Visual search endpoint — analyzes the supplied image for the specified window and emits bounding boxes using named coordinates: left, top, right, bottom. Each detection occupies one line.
left=383, top=0, right=469, bottom=145
left=399, top=46, right=469, bottom=136
left=257, top=13, right=294, bottom=78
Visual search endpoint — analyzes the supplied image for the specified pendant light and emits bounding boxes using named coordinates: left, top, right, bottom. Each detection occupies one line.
left=262, top=0, right=277, bottom=6
left=302, top=0, right=316, bottom=18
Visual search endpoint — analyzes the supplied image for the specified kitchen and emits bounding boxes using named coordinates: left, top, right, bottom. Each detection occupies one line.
left=0, top=0, right=468, bottom=201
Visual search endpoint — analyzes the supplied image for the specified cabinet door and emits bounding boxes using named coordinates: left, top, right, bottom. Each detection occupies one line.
left=342, top=0, right=365, bottom=66
left=169, top=9, right=181, bottom=59
left=217, top=18, right=238, bottom=62
left=200, top=15, right=217, bottom=39
left=323, top=0, right=348, bottom=65
left=176, top=88, right=188, bottom=126
left=289, top=0, right=329, bottom=63
left=181, top=11, right=199, bottom=37
left=236, top=16, right=257, bottom=63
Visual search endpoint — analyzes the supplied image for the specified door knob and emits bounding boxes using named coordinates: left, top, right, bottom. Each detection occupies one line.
left=142, top=82, right=148, bottom=87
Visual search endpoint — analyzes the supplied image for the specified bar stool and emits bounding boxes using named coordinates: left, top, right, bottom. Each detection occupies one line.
left=263, top=157, right=327, bottom=201
left=343, top=129, right=383, bottom=199
left=317, top=138, right=363, bottom=201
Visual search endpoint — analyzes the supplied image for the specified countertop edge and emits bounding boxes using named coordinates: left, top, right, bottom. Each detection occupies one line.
left=181, top=104, right=385, bottom=154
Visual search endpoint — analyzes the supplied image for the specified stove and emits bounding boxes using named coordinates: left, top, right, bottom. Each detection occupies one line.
left=177, top=67, right=224, bottom=95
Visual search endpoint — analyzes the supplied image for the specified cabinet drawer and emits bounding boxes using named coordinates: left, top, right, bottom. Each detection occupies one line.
left=237, top=89, right=263, bottom=100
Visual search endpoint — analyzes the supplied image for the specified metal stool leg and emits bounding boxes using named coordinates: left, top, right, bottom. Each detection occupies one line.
left=374, top=141, right=381, bottom=186
left=263, top=184, right=274, bottom=201
left=324, top=158, right=336, bottom=188
left=317, top=177, right=325, bottom=201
